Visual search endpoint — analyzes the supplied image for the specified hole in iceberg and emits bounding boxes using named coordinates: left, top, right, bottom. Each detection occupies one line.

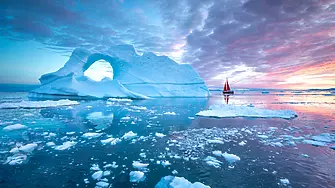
left=84, top=60, right=113, bottom=82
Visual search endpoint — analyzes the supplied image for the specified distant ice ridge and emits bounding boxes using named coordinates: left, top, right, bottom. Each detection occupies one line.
left=196, top=104, right=297, bottom=119
left=155, top=176, right=210, bottom=188
left=0, top=99, right=79, bottom=109
left=30, top=45, right=209, bottom=99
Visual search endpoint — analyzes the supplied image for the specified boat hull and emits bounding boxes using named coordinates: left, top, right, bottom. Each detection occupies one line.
left=222, top=91, right=234, bottom=95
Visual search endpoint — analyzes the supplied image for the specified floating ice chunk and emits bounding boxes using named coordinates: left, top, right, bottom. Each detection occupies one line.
left=92, top=171, right=103, bottom=180
left=5, top=154, right=27, bottom=165
left=155, top=176, right=210, bottom=188
left=19, top=143, right=38, bottom=153
left=3, top=124, right=27, bottom=131
left=204, top=156, right=221, bottom=168
left=271, top=142, right=284, bottom=147
left=311, top=133, right=334, bottom=143
left=239, top=141, right=246, bottom=146
left=164, top=112, right=176, bottom=115
left=46, top=141, right=56, bottom=147
left=129, top=171, right=145, bottom=182
left=139, top=153, right=146, bottom=158
left=212, top=150, right=222, bottom=157
left=280, top=178, right=290, bottom=185
left=301, top=154, right=309, bottom=158
left=172, top=170, right=178, bottom=175
left=0, top=99, right=79, bottom=109
left=82, top=132, right=103, bottom=139
left=188, top=117, right=195, bottom=119
left=48, top=133, right=57, bottom=137
left=155, top=132, right=166, bottom=138
left=257, top=135, right=268, bottom=139
left=104, top=162, right=118, bottom=169
left=96, top=181, right=109, bottom=188
left=84, top=178, right=89, bottom=184
left=122, top=131, right=137, bottom=140
left=54, top=141, right=77, bottom=150
left=90, top=164, right=101, bottom=171
left=66, top=132, right=75, bottom=135
left=222, top=152, right=240, bottom=163
left=101, top=137, right=120, bottom=145
left=103, top=171, right=111, bottom=176
left=207, top=139, right=224, bottom=144
left=196, top=104, right=297, bottom=119
left=132, top=161, right=149, bottom=169
left=121, top=116, right=131, bottom=120
left=108, top=98, right=132, bottom=102
left=161, top=160, right=171, bottom=167
left=303, top=140, right=327, bottom=146
left=9, top=147, right=19, bottom=153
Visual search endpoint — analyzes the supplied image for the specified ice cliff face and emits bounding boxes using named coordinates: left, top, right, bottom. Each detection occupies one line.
left=30, top=45, right=209, bottom=99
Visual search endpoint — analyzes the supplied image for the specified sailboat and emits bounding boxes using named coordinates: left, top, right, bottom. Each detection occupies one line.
left=223, top=78, right=234, bottom=95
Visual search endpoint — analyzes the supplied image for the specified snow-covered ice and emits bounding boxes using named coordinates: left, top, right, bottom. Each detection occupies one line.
left=204, top=156, right=221, bottom=168
left=54, top=141, right=77, bottom=150
left=30, top=45, right=209, bottom=99
left=129, top=171, right=145, bottom=182
left=221, top=152, right=241, bottom=163
left=196, top=104, right=297, bottom=119
left=5, top=154, right=28, bottom=165
left=96, top=181, right=109, bottom=188
left=163, top=112, right=177, bottom=115
left=0, top=99, right=79, bottom=109
left=101, top=137, right=121, bottom=145
left=18, top=143, right=38, bottom=153
left=3, top=124, right=27, bottom=131
left=132, top=161, right=149, bottom=169
left=122, top=131, right=137, bottom=140
left=82, top=132, right=103, bottom=139
left=161, top=160, right=171, bottom=167
left=280, top=178, right=290, bottom=185
left=155, top=176, right=210, bottom=188
left=155, top=132, right=166, bottom=138
left=92, top=171, right=103, bottom=180
left=107, top=98, right=132, bottom=102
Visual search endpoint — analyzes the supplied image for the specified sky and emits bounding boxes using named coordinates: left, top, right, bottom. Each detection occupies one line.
left=0, top=0, right=335, bottom=89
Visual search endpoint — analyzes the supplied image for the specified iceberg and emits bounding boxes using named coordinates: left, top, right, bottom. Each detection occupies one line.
left=196, top=104, right=297, bottom=119
left=155, top=176, right=210, bottom=188
left=129, top=171, right=145, bottom=182
left=0, top=99, right=79, bottom=109
left=29, top=45, right=209, bottom=99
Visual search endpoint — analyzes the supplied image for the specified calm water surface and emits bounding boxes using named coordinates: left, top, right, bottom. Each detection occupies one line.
left=0, top=90, right=334, bottom=188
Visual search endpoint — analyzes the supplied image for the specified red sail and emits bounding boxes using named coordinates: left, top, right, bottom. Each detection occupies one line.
left=223, top=81, right=227, bottom=91
left=226, top=79, right=231, bottom=91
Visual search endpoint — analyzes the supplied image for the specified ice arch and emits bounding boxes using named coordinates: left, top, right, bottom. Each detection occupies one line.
left=31, top=45, right=210, bottom=99
left=84, top=60, right=113, bottom=81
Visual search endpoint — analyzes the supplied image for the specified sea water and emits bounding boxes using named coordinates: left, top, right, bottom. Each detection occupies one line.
left=0, top=87, right=334, bottom=188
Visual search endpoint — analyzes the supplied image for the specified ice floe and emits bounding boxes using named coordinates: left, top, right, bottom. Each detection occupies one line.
left=96, top=181, right=109, bottom=187
left=155, top=176, right=210, bottom=188
left=122, top=131, right=137, bottom=140
left=5, top=154, right=28, bottom=165
left=54, top=141, right=77, bottom=150
left=3, top=124, right=27, bottom=131
left=155, top=132, right=166, bottom=138
left=161, top=160, right=171, bottom=167
left=204, top=156, right=222, bottom=168
left=0, top=99, right=79, bottom=109
left=92, top=171, right=103, bottom=180
left=18, top=143, right=38, bottom=153
left=280, top=178, right=290, bottom=185
left=129, top=171, right=145, bottom=182
left=101, top=137, right=121, bottom=145
left=221, top=152, right=241, bottom=163
left=196, top=104, right=297, bottom=119
left=90, top=164, right=101, bottom=171
left=82, top=132, right=103, bottom=139
left=163, top=112, right=177, bottom=115
left=132, top=161, right=149, bottom=169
